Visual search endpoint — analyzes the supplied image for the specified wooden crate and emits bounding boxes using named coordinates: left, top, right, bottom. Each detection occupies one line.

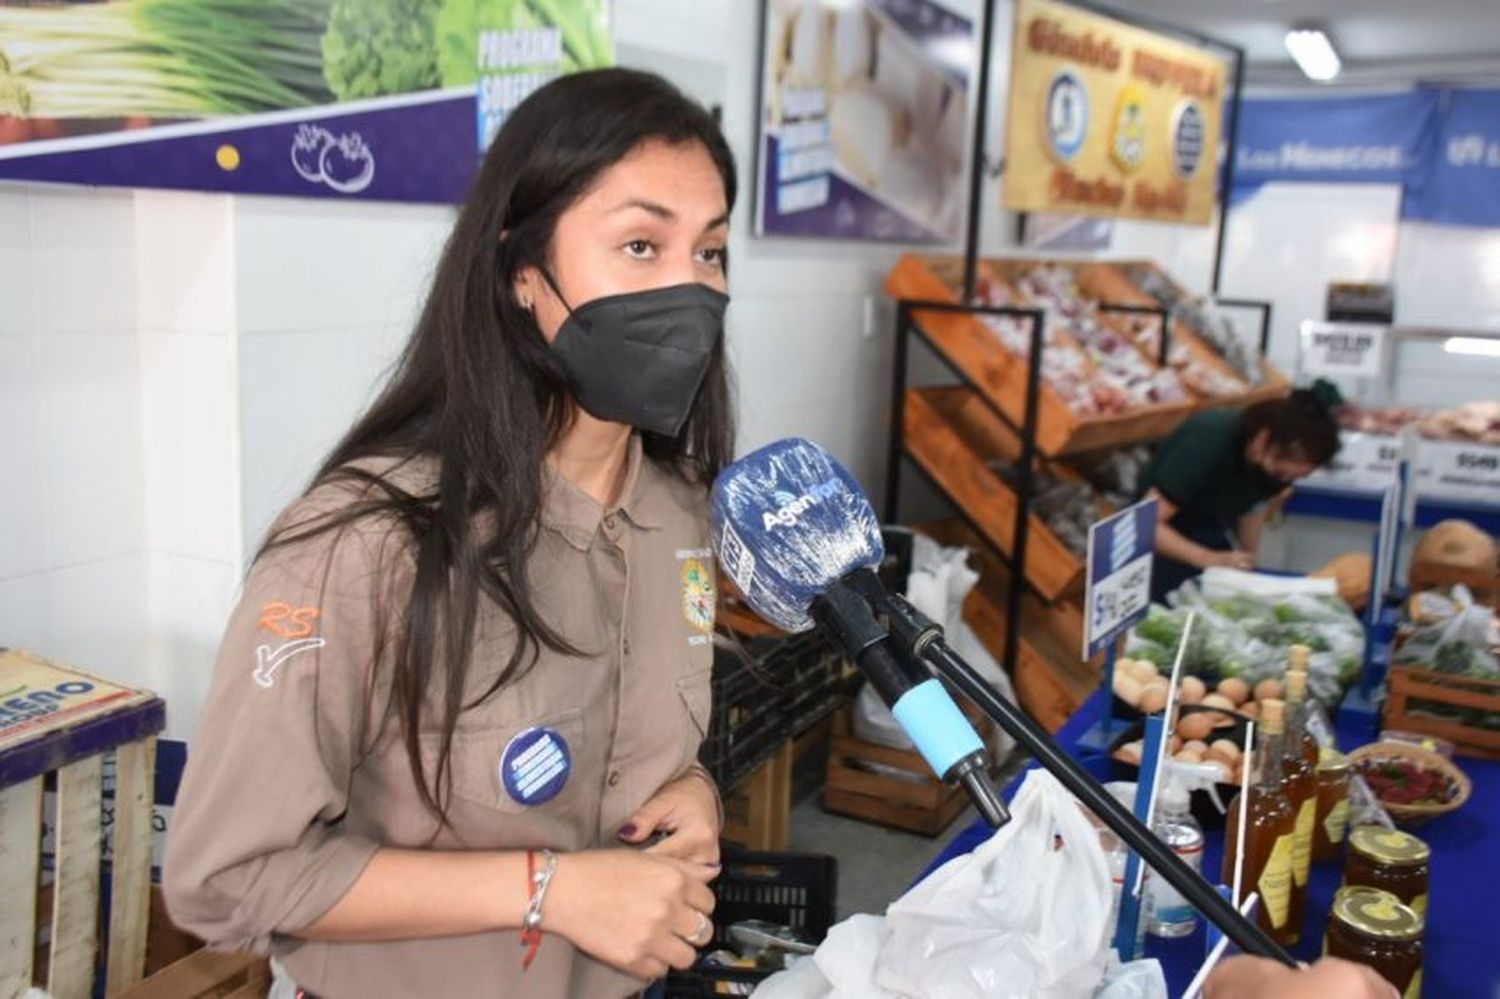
left=118, top=949, right=270, bottom=999
left=723, top=740, right=794, bottom=851
left=822, top=708, right=980, bottom=836
left=903, top=386, right=1092, bottom=601
left=1384, top=665, right=1500, bottom=760
left=1, top=649, right=165, bottom=999
left=886, top=254, right=1197, bottom=457
left=915, top=521, right=1100, bottom=733
left=1092, top=259, right=1290, bottom=407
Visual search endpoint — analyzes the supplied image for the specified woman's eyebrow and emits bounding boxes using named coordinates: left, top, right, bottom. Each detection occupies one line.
left=609, top=198, right=730, bottom=234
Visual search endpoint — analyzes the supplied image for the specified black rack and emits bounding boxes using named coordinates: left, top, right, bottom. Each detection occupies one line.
left=884, top=0, right=1265, bottom=681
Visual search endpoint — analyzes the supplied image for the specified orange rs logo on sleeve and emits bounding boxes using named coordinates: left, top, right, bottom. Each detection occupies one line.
left=259, top=601, right=321, bottom=639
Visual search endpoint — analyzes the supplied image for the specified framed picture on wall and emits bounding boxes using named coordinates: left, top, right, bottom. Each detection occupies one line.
left=753, top=0, right=976, bottom=243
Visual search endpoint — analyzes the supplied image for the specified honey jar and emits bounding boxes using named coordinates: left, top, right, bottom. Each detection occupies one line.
left=1343, top=826, right=1431, bottom=918
left=1313, top=748, right=1352, bottom=862
left=1324, top=886, right=1423, bottom=997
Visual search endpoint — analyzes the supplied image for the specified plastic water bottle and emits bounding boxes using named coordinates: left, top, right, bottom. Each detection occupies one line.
left=1144, top=762, right=1218, bottom=938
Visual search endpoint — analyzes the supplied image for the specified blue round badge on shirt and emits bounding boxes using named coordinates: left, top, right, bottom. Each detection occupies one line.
left=500, top=726, right=571, bottom=806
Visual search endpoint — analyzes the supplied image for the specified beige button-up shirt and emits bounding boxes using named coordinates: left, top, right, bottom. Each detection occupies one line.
left=164, top=438, right=717, bottom=998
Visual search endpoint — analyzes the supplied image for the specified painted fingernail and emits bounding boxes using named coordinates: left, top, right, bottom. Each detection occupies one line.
left=618, top=824, right=638, bottom=839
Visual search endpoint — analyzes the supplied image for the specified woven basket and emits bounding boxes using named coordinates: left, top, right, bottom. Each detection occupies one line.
left=1348, top=740, right=1472, bottom=825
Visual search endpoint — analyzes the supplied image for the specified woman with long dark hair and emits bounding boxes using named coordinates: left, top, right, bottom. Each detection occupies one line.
left=164, top=68, right=736, bottom=998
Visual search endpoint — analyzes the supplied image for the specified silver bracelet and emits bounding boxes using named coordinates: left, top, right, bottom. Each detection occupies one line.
left=523, top=849, right=559, bottom=934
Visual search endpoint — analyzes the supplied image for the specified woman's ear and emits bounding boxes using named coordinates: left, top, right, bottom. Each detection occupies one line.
left=512, top=266, right=539, bottom=311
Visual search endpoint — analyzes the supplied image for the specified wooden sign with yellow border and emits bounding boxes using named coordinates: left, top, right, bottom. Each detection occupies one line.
left=1003, top=0, right=1225, bottom=225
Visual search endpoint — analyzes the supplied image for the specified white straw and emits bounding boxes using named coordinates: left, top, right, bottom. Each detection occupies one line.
left=1232, top=721, right=1254, bottom=907
left=1181, top=892, right=1262, bottom=999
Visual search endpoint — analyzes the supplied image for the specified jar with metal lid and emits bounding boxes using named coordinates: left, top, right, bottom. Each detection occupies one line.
left=1314, top=748, right=1352, bottom=862
left=1324, top=886, right=1424, bottom=997
left=1344, top=826, right=1431, bottom=918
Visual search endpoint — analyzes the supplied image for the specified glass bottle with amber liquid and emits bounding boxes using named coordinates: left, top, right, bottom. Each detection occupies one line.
left=1223, top=699, right=1298, bottom=946
left=1281, top=668, right=1317, bottom=945
left=1287, top=646, right=1320, bottom=768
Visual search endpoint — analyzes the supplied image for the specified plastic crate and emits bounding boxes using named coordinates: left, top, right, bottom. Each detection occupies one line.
left=663, top=846, right=838, bottom=998
left=699, top=637, right=785, bottom=789
left=770, top=631, right=852, bottom=738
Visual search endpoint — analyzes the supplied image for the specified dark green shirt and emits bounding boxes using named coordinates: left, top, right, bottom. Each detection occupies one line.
left=1139, top=409, right=1282, bottom=546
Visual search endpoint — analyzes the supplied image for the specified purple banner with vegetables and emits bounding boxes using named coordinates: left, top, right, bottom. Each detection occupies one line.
left=754, top=0, right=975, bottom=244
left=0, top=0, right=612, bottom=203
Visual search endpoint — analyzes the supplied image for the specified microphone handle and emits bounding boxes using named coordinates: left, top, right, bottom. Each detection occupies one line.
left=810, top=583, right=1008, bottom=829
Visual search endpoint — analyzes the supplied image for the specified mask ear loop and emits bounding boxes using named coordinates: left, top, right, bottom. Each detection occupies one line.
left=537, top=267, right=579, bottom=322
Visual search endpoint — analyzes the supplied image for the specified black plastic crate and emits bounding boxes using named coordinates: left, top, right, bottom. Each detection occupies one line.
left=663, top=846, right=838, bottom=998
left=773, top=632, right=852, bottom=737
left=699, top=636, right=785, bottom=789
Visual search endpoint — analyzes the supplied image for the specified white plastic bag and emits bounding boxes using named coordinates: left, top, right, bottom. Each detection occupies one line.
left=873, top=769, right=1113, bottom=999
left=753, top=914, right=895, bottom=999
left=852, top=536, right=1017, bottom=764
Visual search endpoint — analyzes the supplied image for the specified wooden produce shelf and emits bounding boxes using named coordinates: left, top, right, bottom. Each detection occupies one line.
left=915, top=520, right=1100, bottom=734
left=1384, top=666, right=1500, bottom=760
left=886, top=254, right=1197, bottom=457
left=904, top=385, right=1090, bottom=601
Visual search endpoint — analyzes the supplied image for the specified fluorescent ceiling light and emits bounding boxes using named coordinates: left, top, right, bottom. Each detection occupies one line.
left=1443, top=336, right=1500, bottom=358
left=1285, top=27, right=1342, bottom=82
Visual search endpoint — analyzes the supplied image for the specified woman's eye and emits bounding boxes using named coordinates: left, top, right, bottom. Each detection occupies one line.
left=623, top=239, right=655, bottom=259
left=697, top=246, right=726, bottom=268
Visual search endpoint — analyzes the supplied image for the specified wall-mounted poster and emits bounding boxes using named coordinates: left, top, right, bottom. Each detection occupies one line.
left=0, top=0, right=612, bottom=203
left=1003, top=0, right=1225, bottom=225
left=755, top=0, right=975, bottom=243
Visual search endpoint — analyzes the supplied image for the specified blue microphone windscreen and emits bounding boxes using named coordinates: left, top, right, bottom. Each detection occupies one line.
left=710, top=438, right=884, bottom=632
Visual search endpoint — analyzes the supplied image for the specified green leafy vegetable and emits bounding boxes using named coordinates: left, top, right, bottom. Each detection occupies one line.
left=322, top=0, right=442, bottom=101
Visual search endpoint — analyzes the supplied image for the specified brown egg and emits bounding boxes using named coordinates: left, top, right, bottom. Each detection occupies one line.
left=1217, top=677, right=1251, bottom=705
left=1174, top=749, right=1204, bottom=763
left=1169, top=735, right=1183, bottom=754
left=1176, top=712, right=1216, bottom=742
left=1127, top=658, right=1161, bottom=683
left=1178, top=676, right=1207, bottom=705
left=1240, top=701, right=1261, bottom=720
left=1113, top=673, right=1144, bottom=707
left=1138, top=685, right=1169, bottom=715
left=1254, top=678, right=1284, bottom=701
left=1200, top=693, right=1237, bottom=713
left=1115, top=741, right=1143, bottom=765
left=1209, top=738, right=1243, bottom=762
left=1204, top=745, right=1237, bottom=770
left=1183, top=739, right=1210, bottom=756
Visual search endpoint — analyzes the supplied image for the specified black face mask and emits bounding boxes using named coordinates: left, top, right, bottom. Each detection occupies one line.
left=1245, top=457, right=1292, bottom=497
left=544, top=276, right=728, bottom=437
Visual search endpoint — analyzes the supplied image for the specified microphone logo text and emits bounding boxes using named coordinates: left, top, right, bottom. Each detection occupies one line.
left=762, top=478, right=844, bottom=530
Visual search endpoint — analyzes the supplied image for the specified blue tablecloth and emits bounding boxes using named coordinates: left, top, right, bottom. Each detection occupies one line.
left=917, top=689, right=1500, bottom=997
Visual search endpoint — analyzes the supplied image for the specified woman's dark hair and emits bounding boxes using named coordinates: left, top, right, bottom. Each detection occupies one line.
left=1243, top=386, right=1342, bottom=466
left=264, top=68, right=737, bottom=823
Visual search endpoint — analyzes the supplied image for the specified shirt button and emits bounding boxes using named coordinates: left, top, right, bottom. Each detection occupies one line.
left=623, top=638, right=632, bottom=656
left=607, top=770, right=621, bottom=788
left=603, top=514, right=617, bottom=530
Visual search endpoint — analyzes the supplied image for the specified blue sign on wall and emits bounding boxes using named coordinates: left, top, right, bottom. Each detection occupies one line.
left=1083, top=498, right=1159, bottom=658
left=1402, top=88, right=1500, bottom=229
left=1232, top=90, right=1440, bottom=187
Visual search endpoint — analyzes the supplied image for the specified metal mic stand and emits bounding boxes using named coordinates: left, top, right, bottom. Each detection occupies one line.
left=850, top=573, right=1297, bottom=967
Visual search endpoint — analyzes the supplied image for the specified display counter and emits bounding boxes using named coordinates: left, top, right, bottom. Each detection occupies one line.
left=918, top=687, right=1500, bottom=996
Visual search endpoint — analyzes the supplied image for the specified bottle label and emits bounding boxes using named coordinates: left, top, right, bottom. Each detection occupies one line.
left=1146, top=842, right=1202, bottom=931
left=1258, top=834, right=1294, bottom=928
left=1411, top=892, right=1428, bottom=919
left=1324, top=798, right=1349, bottom=844
left=1292, top=798, right=1315, bottom=886
left=1405, top=968, right=1422, bottom=999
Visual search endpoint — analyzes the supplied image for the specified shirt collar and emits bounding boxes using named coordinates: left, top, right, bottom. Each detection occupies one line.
left=542, top=435, right=669, bottom=550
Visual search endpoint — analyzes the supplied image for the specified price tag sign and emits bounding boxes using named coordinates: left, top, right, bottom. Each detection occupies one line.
left=1299, top=320, right=1388, bottom=379
left=1414, top=440, right=1500, bottom=503
left=1302, top=432, right=1400, bottom=492
left=1083, top=498, right=1159, bottom=658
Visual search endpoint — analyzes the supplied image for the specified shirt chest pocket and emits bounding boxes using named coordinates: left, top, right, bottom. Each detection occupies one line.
left=424, top=708, right=587, bottom=817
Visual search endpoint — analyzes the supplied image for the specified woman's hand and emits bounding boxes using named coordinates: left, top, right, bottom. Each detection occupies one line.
left=1205, top=956, right=1397, bottom=999
left=544, top=849, right=716, bottom=981
left=618, top=771, right=722, bottom=868
left=1206, top=549, right=1256, bottom=571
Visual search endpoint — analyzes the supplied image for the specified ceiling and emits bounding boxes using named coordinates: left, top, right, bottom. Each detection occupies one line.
left=1090, top=0, right=1500, bottom=89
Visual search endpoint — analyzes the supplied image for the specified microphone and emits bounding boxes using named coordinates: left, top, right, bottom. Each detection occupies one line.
left=711, top=438, right=1008, bottom=829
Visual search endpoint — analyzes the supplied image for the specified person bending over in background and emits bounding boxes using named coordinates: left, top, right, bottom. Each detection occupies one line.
left=1141, top=382, right=1343, bottom=602
left=164, top=68, right=736, bottom=999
